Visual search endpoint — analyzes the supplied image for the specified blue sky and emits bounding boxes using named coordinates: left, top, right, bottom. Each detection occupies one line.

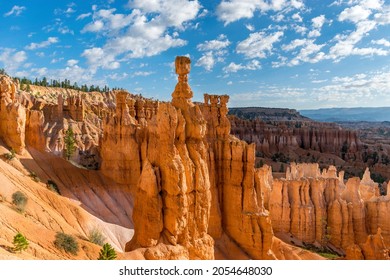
left=1, top=0, right=389, bottom=109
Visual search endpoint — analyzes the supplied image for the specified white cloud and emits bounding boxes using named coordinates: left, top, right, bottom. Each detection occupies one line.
left=245, top=24, right=255, bottom=31
left=374, top=6, right=390, bottom=25
left=107, top=72, right=129, bottom=81
left=328, top=20, right=382, bottom=61
left=81, top=47, right=120, bottom=71
left=129, top=0, right=201, bottom=28
left=292, top=24, right=307, bottom=35
left=132, top=71, right=154, bottom=77
left=282, top=39, right=326, bottom=65
left=4, top=5, right=26, bottom=17
left=0, top=48, right=27, bottom=72
left=223, top=60, right=261, bottom=73
left=312, top=15, right=326, bottom=29
left=339, top=5, right=372, bottom=23
left=372, top=38, right=390, bottom=47
left=197, top=34, right=230, bottom=51
left=81, top=20, right=104, bottom=33
left=308, top=30, right=321, bottom=38
left=32, top=67, right=48, bottom=76
left=67, top=59, right=79, bottom=67
left=25, top=37, right=59, bottom=50
left=292, top=13, right=303, bottom=22
left=316, top=70, right=390, bottom=106
left=282, top=38, right=307, bottom=51
left=216, top=0, right=304, bottom=25
left=195, top=52, right=215, bottom=71
left=196, top=35, right=230, bottom=71
left=76, top=13, right=92, bottom=20
left=237, top=31, right=283, bottom=59
left=81, top=1, right=200, bottom=70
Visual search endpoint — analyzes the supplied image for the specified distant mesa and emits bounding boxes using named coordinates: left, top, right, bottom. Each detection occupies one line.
left=300, top=107, right=390, bottom=122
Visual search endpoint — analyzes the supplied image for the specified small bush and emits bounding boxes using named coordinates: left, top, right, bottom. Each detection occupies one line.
left=3, top=149, right=16, bottom=161
left=98, top=243, right=117, bottom=260
left=13, top=232, right=29, bottom=253
left=46, top=179, right=61, bottom=194
left=12, top=191, right=28, bottom=212
left=54, top=232, right=79, bottom=255
left=29, top=172, right=40, bottom=182
left=88, top=228, right=106, bottom=246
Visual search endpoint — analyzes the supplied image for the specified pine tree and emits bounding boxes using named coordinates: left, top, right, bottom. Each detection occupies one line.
left=64, top=127, right=76, bottom=160
left=13, top=232, right=29, bottom=253
left=98, top=243, right=117, bottom=260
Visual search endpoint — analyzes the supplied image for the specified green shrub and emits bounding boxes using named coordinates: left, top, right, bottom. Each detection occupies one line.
left=54, top=232, right=79, bottom=255
left=29, top=171, right=40, bottom=182
left=88, top=228, right=106, bottom=246
left=64, top=127, right=76, bottom=160
left=3, top=149, right=16, bottom=161
left=46, top=179, right=61, bottom=194
left=12, top=191, right=28, bottom=212
left=13, top=232, right=29, bottom=253
left=98, top=243, right=117, bottom=260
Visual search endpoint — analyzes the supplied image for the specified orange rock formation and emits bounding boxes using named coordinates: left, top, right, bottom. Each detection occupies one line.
left=1, top=56, right=389, bottom=260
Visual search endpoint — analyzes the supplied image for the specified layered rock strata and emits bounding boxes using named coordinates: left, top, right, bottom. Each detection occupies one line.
left=268, top=163, right=390, bottom=259
left=229, top=115, right=361, bottom=159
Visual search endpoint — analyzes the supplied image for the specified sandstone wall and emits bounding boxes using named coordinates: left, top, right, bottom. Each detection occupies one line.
left=268, top=163, right=389, bottom=259
left=229, top=115, right=361, bottom=159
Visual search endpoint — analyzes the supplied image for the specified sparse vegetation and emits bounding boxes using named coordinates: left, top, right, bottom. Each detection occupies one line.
left=371, top=173, right=386, bottom=184
left=256, top=159, right=264, bottom=168
left=64, top=127, right=76, bottom=160
left=17, top=76, right=117, bottom=93
left=98, top=243, right=117, bottom=260
left=88, top=228, right=106, bottom=246
left=13, top=232, right=29, bottom=253
left=54, top=232, right=79, bottom=255
left=302, top=242, right=341, bottom=260
left=12, top=191, right=28, bottom=212
left=271, top=152, right=290, bottom=163
left=46, top=179, right=61, bottom=194
left=3, top=148, right=16, bottom=161
left=29, top=171, right=40, bottom=182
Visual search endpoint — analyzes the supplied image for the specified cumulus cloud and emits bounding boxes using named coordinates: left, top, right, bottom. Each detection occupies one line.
left=4, top=5, right=26, bottom=17
left=0, top=48, right=27, bottom=72
left=25, top=37, right=59, bottom=50
left=223, top=60, right=261, bottom=73
left=81, top=47, right=120, bottom=71
left=339, top=5, right=372, bottom=22
left=328, top=20, right=386, bottom=61
left=312, top=14, right=326, bottom=29
left=292, top=13, right=303, bottom=22
left=196, top=34, right=231, bottom=71
left=197, top=35, right=231, bottom=51
left=372, top=38, right=390, bottom=47
left=195, top=52, right=215, bottom=71
left=237, top=31, right=283, bottom=59
left=67, top=59, right=79, bottom=67
left=81, top=1, right=200, bottom=70
left=216, top=0, right=305, bottom=25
